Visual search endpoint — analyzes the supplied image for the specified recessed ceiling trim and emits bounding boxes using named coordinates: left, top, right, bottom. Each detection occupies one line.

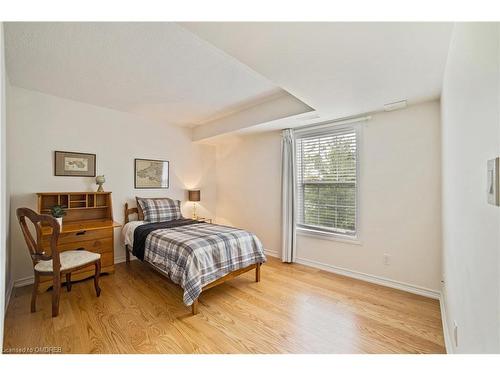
left=192, top=91, right=313, bottom=141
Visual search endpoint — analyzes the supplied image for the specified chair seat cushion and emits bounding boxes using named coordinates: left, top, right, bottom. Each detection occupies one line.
left=34, top=250, right=100, bottom=272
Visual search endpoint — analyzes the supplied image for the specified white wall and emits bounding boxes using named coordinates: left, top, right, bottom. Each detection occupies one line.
left=0, top=22, right=8, bottom=353
left=215, top=100, right=442, bottom=292
left=441, top=23, right=500, bottom=353
left=7, top=86, right=216, bottom=284
left=215, top=132, right=282, bottom=253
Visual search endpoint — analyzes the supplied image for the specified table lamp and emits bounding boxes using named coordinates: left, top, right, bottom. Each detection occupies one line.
left=188, top=190, right=201, bottom=219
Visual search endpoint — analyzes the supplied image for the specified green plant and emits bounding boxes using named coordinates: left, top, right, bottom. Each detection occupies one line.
left=50, top=205, right=67, bottom=218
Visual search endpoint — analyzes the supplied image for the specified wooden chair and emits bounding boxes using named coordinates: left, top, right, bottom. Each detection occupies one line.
left=16, top=207, right=102, bottom=317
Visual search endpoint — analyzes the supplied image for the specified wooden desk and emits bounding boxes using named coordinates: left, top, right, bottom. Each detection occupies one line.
left=37, top=192, right=121, bottom=291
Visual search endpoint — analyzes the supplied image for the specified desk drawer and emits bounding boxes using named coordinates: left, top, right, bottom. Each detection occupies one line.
left=53, top=237, right=113, bottom=254
left=43, top=228, right=112, bottom=245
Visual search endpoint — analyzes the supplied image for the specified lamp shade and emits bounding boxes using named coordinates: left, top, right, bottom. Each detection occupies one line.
left=188, top=190, right=201, bottom=202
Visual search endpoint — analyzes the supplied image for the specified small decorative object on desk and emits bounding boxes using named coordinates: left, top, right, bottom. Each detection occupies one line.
left=50, top=204, right=66, bottom=228
left=96, top=175, right=106, bottom=192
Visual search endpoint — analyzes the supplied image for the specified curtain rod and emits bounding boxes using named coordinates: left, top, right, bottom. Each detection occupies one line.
left=293, top=115, right=371, bottom=134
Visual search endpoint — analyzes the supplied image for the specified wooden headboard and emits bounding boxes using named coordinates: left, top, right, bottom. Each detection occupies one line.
left=124, top=202, right=138, bottom=224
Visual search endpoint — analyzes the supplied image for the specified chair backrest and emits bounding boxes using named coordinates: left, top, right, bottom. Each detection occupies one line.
left=16, top=207, right=61, bottom=272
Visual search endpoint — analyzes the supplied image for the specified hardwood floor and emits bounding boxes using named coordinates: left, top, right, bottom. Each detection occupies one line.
left=3, top=257, right=446, bottom=354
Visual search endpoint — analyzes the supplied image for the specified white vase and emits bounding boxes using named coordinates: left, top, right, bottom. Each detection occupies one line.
left=56, top=217, right=63, bottom=228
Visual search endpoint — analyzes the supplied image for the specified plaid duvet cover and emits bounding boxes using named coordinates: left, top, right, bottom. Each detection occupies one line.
left=143, top=222, right=266, bottom=305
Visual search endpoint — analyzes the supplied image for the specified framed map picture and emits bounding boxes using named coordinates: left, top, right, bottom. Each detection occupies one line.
left=135, top=158, right=169, bottom=189
left=54, top=151, right=96, bottom=177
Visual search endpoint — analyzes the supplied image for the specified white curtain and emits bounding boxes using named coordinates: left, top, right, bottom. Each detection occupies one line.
left=281, top=129, right=297, bottom=263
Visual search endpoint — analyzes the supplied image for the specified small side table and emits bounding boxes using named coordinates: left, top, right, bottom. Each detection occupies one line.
left=195, top=217, right=213, bottom=224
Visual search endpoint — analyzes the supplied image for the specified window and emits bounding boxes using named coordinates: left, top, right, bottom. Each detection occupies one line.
left=296, top=125, right=359, bottom=238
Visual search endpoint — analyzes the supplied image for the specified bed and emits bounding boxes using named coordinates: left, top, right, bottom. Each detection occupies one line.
left=122, top=202, right=266, bottom=315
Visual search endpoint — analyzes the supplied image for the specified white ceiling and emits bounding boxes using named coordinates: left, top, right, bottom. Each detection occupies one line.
left=4, top=22, right=286, bottom=126
left=5, top=22, right=454, bottom=135
left=183, top=22, right=454, bottom=121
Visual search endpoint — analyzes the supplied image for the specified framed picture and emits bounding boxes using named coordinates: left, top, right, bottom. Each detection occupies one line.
left=135, top=158, right=169, bottom=189
left=54, top=151, right=96, bottom=177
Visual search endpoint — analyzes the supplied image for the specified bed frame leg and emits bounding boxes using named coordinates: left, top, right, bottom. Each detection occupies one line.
left=255, top=263, right=261, bottom=282
left=192, top=299, right=199, bottom=315
left=125, top=245, right=130, bottom=265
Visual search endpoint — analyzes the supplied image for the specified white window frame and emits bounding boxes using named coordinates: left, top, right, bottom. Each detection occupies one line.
left=295, top=121, right=362, bottom=244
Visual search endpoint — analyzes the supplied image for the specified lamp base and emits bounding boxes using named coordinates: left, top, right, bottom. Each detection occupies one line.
left=192, top=202, right=197, bottom=220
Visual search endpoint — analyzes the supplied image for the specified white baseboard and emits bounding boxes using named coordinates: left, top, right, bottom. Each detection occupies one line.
left=14, top=275, right=34, bottom=288
left=115, top=255, right=127, bottom=264
left=264, top=249, right=279, bottom=258
left=115, top=254, right=138, bottom=264
left=294, top=256, right=441, bottom=300
left=5, top=277, right=14, bottom=313
left=439, top=291, right=454, bottom=354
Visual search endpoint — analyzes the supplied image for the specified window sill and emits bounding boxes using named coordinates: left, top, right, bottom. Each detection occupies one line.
left=296, top=227, right=362, bottom=245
